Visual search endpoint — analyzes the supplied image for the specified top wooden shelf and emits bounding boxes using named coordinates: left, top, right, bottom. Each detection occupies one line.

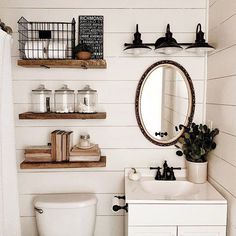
left=17, top=59, right=107, bottom=69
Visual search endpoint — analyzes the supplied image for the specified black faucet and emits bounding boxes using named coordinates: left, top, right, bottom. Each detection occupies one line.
left=150, top=166, right=162, bottom=180
left=150, top=160, right=181, bottom=181
left=162, top=160, right=170, bottom=180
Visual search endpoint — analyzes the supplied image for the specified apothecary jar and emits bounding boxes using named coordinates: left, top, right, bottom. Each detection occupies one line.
left=54, top=85, right=75, bottom=113
left=31, top=84, right=52, bottom=113
left=77, top=85, right=98, bottom=113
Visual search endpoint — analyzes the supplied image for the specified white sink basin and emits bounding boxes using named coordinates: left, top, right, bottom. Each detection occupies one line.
left=125, top=168, right=227, bottom=204
left=140, top=180, right=198, bottom=197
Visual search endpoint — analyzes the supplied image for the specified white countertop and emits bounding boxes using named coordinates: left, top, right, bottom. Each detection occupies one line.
left=125, top=168, right=227, bottom=204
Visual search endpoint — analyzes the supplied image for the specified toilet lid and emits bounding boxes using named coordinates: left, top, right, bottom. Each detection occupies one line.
left=34, top=194, right=97, bottom=209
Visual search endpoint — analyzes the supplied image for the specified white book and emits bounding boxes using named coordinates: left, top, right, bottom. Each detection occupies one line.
left=69, top=155, right=100, bottom=162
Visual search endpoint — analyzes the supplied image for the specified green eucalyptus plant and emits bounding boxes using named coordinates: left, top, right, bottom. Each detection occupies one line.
left=176, top=123, right=219, bottom=163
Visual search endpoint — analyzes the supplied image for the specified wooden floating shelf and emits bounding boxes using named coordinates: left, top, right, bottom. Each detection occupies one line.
left=17, top=59, right=107, bottom=69
left=19, top=112, right=107, bottom=120
left=20, top=156, right=106, bottom=169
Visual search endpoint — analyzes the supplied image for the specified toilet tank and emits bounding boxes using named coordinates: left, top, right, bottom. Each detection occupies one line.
left=34, top=194, right=97, bottom=236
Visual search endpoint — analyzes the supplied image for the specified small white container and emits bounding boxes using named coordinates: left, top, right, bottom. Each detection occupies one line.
left=77, top=85, right=98, bottom=113
left=186, top=160, right=208, bottom=184
left=55, top=85, right=75, bottom=113
left=128, top=168, right=141, bottom=181
left=31, top=84, right=52, bottom=113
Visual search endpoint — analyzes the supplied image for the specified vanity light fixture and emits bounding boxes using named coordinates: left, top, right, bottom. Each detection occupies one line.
left=124, top=23, right=215, bottom=55
left=185, top=23, right=215, bottom=53
left=124, top=24, right=152, bottom=55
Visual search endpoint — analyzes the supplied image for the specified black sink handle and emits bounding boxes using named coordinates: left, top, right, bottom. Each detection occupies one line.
left=150, top=167, right=162, bottom=170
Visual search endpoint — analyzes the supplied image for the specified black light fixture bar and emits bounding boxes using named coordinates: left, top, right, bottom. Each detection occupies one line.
left=124, top=43, right=195, bottom=46
left=125, top=43, right=196, bottom=46
left=124, top=43, right=155, bottom=46
left=124, top=23, right=215, bottom=55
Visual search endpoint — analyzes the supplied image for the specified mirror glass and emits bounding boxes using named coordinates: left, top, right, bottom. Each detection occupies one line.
left=136, top=60, right=195, bottom=146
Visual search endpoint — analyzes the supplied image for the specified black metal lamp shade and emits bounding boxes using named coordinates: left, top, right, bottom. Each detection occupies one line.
left=155, top=24, right=183, bottom=55
left=186, top=23, right=215, bottom=53
left=124, top=24, right=152, bottom=55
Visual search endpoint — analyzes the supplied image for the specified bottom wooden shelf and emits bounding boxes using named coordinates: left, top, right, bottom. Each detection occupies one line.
left=20, top=156, right=106, bottom=169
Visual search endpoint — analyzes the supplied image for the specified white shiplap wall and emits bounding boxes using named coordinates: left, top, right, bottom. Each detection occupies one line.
left=0, top=1, right=207, bottom=235
left=207, top=0, right=236, bottom=235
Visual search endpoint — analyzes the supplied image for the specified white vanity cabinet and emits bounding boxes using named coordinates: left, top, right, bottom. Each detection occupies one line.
left=125, top=169, right=227, bottom=236
left=127, top=204, right=227, bottom=236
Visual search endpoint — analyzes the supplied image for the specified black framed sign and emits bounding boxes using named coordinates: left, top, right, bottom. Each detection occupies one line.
left=79, top=15, right=104, bottom=59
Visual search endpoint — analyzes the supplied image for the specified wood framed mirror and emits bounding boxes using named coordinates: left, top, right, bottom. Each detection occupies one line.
left=135, top=60, right=195, bottom=146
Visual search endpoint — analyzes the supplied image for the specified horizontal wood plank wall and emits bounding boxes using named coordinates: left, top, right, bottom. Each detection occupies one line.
left=208, top=0, right=236, bottom=235
left=0, top=1, right=207, bottom=235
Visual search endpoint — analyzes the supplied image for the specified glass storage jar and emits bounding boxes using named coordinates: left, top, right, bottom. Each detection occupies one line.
left=78, top=133, right=91, bottom=148
left=77, top=85, right=98, bottom=113
left=55, top=85, right=75, bottom=113
left=31, top=84, right=52, bottom=113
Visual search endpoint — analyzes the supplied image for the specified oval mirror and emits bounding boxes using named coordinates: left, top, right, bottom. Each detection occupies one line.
left=135, top=60, right=195, bottom=146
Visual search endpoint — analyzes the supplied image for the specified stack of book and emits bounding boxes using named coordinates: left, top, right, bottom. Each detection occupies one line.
left=69, top=144, right=101, bottom=162
left=51, top=130, right=73, bottom=162
left=24, top=145, right=52, bottom=162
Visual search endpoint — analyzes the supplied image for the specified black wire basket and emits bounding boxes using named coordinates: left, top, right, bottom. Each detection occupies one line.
left=18, top=17, right=76, bottom=60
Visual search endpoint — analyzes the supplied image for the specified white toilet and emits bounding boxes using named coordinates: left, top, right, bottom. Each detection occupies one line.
left=34, top=194, right=97, bottom=236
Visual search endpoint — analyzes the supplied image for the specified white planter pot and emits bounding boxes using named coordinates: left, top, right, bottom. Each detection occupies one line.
left=186, top=160, right=208, bottom=184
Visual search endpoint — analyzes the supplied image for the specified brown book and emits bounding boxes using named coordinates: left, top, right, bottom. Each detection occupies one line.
left=62, top=131, right=67, bottom=162
left=71, top=144, right=99, bottom=152
left=51, top=130, right=60, bottom=162
left=70, top=145, right=101, bottom=156
left=24, top=152, right=52, bottom=162
left=25, top=145, right=51, bottom=154
left=56, top=130, right=64, bottom=162
left=24, top=156, right=52, bottom=162
left=66, top=131, right=73, bottom=161
left=25, top=153, right=51, bottom=158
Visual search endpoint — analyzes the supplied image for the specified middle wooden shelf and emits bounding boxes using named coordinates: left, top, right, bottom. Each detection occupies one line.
left=20, top=156, right=106, bottom=169
left=22, top=129, right=106, bottom=169
left=19, top=112, right=107, bottom=120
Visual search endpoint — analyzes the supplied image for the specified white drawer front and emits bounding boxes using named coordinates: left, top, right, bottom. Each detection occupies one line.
left=178, top=226, right=226, bottom=236
left=128, top=204, right=227, bottom=226
left=128, top=226, right=177, bottom=236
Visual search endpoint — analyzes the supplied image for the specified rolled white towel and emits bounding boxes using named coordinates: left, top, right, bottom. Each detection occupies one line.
left=112, top=197, right=120, bottom=209
left=24, top=40, right=48, bottom=59
left=48, top=41, right=67, bottom=59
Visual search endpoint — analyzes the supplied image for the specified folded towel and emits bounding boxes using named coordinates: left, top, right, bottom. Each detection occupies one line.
left=48, top=41, right=67, bottom=59
left=24, top=40, right=48, bottom=59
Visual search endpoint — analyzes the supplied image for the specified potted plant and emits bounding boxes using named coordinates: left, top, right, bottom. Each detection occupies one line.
left=176, top=123, right=219, bottom=183
left=74, top=42, right=93, bottom=60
